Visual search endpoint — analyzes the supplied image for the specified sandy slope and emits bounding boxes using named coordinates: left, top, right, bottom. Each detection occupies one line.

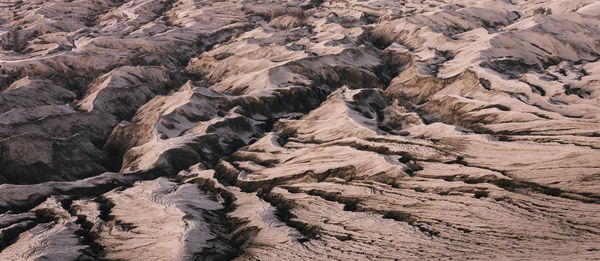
left=0, top=0, right=599, bottom=260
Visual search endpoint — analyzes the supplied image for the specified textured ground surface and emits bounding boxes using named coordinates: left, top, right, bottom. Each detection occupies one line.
left=1, top=0, right=599, bottom=260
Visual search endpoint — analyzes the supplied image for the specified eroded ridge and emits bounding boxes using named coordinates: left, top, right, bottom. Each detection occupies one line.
left=1, top=0, right=599, bottom=260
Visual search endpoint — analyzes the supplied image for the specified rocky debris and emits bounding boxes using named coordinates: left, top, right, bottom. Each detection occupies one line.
left=1, top=0, right=599, bottom=260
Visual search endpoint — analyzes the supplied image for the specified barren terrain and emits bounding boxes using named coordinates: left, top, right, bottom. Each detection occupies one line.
left=0, top=0, right=599, bottom=260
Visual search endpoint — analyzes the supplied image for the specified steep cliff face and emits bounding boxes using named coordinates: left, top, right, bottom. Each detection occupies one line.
left=1, top=0, right=599, bottom=260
